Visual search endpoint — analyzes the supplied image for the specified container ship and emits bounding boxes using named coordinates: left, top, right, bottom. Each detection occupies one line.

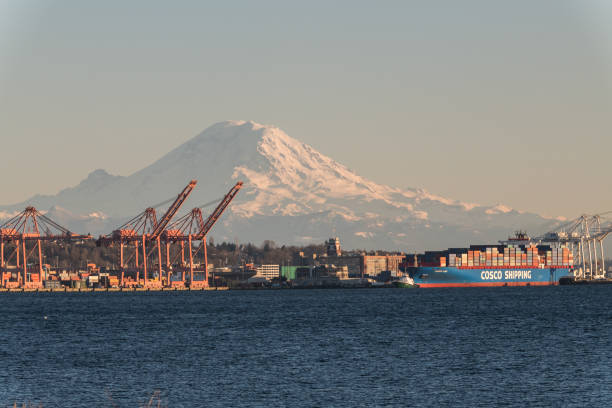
left=402, top=232, right=574, bottom=287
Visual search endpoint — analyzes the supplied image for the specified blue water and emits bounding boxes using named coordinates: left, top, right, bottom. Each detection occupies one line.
left=1, top=287, right=611, bottom=407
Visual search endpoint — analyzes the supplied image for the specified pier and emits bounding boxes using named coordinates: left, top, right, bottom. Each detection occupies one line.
left=0, top=286, right=229, bottom=293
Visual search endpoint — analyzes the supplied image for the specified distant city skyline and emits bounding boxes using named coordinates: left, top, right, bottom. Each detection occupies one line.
left=1, top=1, right=611, bottom=219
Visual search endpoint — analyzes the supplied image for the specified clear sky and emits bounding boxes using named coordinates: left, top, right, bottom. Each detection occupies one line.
left=1, top=1, right=611, bottom=219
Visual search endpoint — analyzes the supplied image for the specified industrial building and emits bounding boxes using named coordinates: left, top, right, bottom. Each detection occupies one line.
left=364, top=254, right=405, bottom=277
left=323, top=255, right=362, bottom=277
left=255, top=264, right=280, bottom=279
left=323, top=253, right=405, bottom=278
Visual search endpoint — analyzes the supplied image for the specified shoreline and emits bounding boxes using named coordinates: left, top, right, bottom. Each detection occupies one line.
left=2, top=280, right=611, bottom=293
left=0, top=284, right=405, bottom=293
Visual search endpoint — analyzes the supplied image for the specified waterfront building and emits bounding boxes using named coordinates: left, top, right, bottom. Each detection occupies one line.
left=281, top=266, right=311, bottom=280
left=363, top=255, right=405, bottom=276
left=326, top=264, right=349, bottom=280
left=323, top=255, right=362, bottom=277
left=324, top=254, right=405, bottom=278
left=255, top=264, right=280, bottom=279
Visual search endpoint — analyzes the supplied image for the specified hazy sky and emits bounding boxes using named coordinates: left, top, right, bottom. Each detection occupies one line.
left=1, top=1, right=611, bottom=219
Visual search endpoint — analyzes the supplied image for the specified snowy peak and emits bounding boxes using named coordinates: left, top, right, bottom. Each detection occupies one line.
left=195, top=121, right=415, bottom=218
left=0, top=120, right=563, bottom=250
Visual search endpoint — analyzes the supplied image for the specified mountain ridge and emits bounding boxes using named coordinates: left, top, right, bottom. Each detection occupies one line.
left=0, top=120, right=563, bottom=250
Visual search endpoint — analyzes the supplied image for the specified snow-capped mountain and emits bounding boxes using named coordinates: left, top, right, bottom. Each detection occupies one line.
left=0, top=120, right=563, bottom=250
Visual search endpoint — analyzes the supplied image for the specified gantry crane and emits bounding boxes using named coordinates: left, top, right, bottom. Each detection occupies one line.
left=0, top=207, right=91, bottom=288
left=97, top=180, right=197, bottom=287
left=162, top=181, right=243, bottom=288
left=534, top=212, right=612, bottom=279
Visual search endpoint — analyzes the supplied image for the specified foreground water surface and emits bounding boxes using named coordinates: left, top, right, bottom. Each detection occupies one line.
left=0, top=286, right=611, bottom=407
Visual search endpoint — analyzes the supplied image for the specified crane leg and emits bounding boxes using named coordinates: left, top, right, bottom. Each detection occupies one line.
left=142, top=236, right=147, bottom=285
left=181, top=241, right=185, bottom=281
left=166, top=242, right=171, bottom=285
left=155, top=238, right=161, bottom=283
left=189, top=235, right=194, bottom=286
left=120, top=242, right=124, bottom=287
left=22, top=240, right=27, bottom=286
left=0, top=239, right=3, bottom=287
left=37, top=239, right=43, bottom=284
left=203, top=237, right=208, bottom=288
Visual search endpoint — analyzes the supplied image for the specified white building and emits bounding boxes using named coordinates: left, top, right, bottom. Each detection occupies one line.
left=255, top=264, right=280, bottom=279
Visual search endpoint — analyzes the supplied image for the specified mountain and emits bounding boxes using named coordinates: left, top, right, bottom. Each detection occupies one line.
left=0, top=120, right=564, bottom=251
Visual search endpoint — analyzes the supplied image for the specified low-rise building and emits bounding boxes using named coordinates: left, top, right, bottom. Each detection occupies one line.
left=323, top=254, right=405, bottom=278
left=363, top=255, right=405, bottom=276
left=281, top=266, right=314, bottom=280
left=255, top=264, right=280, bottom=279
left=326, top=264, right=349, bottom=280
left=323, top=255, right=363, bottom=277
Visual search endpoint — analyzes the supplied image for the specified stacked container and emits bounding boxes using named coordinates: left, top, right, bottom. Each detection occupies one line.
left=422, top=241, right=574, bottom=269
left=547, top=246, right=572, bottom=266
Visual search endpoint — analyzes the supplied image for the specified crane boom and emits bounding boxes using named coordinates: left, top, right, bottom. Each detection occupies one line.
left=196, top=181, right=243, bottom=239
left=150, top=180, right=197, bottom=240
left=194, top=208, right=205, bottom=233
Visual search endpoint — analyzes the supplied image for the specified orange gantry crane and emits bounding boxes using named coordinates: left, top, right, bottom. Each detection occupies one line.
left=162, top=181, right=243, bottom=288
left=97, top=180, right=197, bottom=288
left=0, top=207, right=91, bottom=288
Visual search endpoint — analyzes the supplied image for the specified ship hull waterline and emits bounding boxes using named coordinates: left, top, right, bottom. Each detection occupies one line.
left=407, top=266, right=573, bottom=288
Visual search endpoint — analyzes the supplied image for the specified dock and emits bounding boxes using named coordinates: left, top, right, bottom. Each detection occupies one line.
left=0, top=286, right=229, bottom=293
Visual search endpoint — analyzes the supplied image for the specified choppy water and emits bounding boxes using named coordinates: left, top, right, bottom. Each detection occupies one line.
left=1, top=287, right=611, bottom=407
